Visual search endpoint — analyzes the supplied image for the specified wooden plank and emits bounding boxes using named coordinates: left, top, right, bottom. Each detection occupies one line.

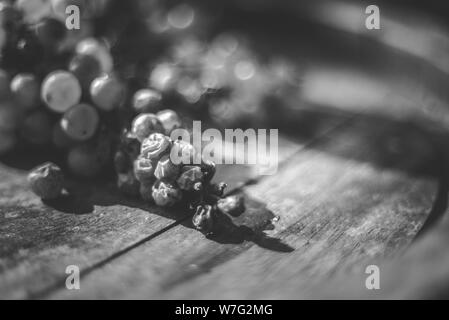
left=310, top=210, right=449, bottom=299
left=51, top=115, right=440, bottom=299
left=0, top=174, right=181, bottom=299
left=0, top=111, right=345, bottom=299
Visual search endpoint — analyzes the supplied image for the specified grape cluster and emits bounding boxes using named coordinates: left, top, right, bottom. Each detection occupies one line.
left=0, top=0, right=120, bottom=177
left=2, top=0, right=249, bottom=234
left=114, top=109, right=244, bottom=234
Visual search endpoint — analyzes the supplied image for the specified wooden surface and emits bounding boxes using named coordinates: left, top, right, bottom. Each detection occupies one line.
left=2, top=1, right=449, bottom=299
left=51, top=117, right=440, bottom=299
left=1, top=111, right=445, bottom=299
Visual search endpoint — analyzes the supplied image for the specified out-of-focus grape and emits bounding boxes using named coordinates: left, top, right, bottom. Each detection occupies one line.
left=90, top=74, right=125, bottom=111
left=76, top=38, right=113, bottom=73
left=167, top=4, right=195, bottom=30
left=60, top=103, right=99, bottom=141
left=176, top=77, right=203, bottom=104
left=16, top=0, right=52, bottom=24
left=234, top=60, right=256, bottom=81
left=132, top=88, right=162, bottom=113
left=149, top=62, right=179, bottom=92
left=10, top=73, right=40, bottom=111
left=69, top=54, right=102, bottom=92
left=212, top=34, right=239, bottom=57
left=209, top=99, right=240, bottom=126
left=34, top=17, right=66, bottom=49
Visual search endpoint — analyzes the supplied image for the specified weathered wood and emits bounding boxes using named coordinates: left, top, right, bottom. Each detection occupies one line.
left=2, top=0, right=449, bottom=299
left=313, top=209, right=449, bottom=299
left=51, top=115, right=440, bottom=299
left=0, top=175, right=181, bottom=299
left=0, top=113, right=344, bottom=299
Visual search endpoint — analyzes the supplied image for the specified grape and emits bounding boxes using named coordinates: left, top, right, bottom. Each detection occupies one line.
left=10, top=73, right=40, bottom=110
left=90, top=74, right=125, bottom=111
left=133, top=156, right=154, bottom=183
left=140, top=132, right=171, bottom=161
left=167, top=4, right=195, bottom=30
left=192, top=204, right=215, bottom=234
left=149, top=63, right=178, bottom=92
left=68, top=54, right=102, bottom=91
left=27, top=162, right=64, bottom=200
left=152, top=180, right=182, bottom=207
left=76, top=38, right=113, bottom=72
left=156, top=109, right=181, bottom=135
left=131, top=113, right=164, bottom=142
left=34, top=17, right=66, bottom=49
left=177, top=165, right=203, bottom=191
left=154, top=154, right=180, bottom=181
left=41, top=70, right=81, bottom=113
left=217, top=195, right=245, bottom=217
left=60, top=103, right=99, bottom=141
left=132, top=88, right=162, bottom=113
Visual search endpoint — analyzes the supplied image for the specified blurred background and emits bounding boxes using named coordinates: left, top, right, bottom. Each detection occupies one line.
left=2, top=0, right=449, bottom=172
left=104, top=0, right=449, bottom=129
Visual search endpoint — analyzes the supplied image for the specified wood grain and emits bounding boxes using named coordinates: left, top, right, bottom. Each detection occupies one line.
left=0, top=112, right=343, bottom=299
left=313, top=209, right=449, bottom=299
left=2, top=0, right=449, bottom=299
left=50, top=115, right=440, bottom=299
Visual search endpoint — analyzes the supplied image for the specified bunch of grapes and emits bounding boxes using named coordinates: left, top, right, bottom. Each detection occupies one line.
left=26, top=107, right=246, bottom=235
left=114, top=109, right=244, bottom=234
left=0, top=0, right=123, bottom=177
left=3, top=0, right=249, bottom=234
